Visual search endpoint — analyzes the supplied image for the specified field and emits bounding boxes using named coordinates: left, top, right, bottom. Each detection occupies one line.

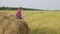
left=0, top=10, right=60, bottom=34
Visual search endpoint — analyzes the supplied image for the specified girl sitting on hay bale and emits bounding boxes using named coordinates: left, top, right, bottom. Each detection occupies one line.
left=16, top=7, right=24, bottom=19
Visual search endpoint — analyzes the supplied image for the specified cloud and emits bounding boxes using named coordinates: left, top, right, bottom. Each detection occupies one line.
left=0, top=0, right=60, bottom=10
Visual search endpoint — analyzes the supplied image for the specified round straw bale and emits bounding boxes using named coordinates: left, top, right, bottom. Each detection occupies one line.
left=0, top=12, right=29, bottom=34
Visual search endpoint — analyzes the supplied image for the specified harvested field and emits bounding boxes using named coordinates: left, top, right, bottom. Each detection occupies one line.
left=0, top=10, right=60, bottom=34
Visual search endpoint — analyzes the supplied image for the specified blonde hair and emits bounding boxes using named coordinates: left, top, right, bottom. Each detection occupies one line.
left=20, top=7, right=22, bottom=9
left=18, top=7, right=22, bottom=10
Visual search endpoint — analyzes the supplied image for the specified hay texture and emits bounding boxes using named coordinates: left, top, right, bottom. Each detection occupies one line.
left=0, top=12, right=29, bottom=34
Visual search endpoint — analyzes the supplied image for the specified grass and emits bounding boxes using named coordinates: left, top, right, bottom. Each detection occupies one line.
left=0, top=10, right=60, bottom=34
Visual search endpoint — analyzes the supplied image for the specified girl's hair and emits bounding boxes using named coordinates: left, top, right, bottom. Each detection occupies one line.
left=18, top=7, right=22, bottom=10
left=20, top=7, right=22, bottom=9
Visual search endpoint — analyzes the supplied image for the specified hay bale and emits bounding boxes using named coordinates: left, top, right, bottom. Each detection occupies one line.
left=0, top=12, right=29, bottom=34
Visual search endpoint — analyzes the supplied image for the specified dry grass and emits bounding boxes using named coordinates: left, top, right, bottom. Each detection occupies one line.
left=0, top=10, right=60, bottom=34
left=0, top=12, right=29, bottom=34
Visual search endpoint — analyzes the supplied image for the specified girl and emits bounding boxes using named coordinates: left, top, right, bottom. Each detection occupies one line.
left=16, top=7, right=23, bottom=19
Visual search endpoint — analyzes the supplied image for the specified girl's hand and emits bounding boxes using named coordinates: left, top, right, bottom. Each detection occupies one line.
left=22, top=14, right=25, bottom=18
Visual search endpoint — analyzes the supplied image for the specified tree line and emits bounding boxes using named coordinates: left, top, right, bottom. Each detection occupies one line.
left=0, top=7, right=44, bottom=11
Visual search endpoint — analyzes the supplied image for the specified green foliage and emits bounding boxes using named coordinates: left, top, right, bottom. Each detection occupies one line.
left=0, top=7, right=43, bottom=11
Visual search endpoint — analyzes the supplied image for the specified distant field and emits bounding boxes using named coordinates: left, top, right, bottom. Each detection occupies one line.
left=0, top=10, right=60, bottom=34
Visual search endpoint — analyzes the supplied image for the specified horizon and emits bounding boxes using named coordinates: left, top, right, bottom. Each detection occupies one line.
left=0, top=0, right=60, bottom=10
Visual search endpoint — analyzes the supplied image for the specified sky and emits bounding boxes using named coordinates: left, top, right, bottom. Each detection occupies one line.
left=0, top=0, right=60, bottom=10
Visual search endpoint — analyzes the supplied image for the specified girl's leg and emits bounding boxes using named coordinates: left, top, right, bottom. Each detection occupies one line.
left=19, top=16, right=22, bottom=19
